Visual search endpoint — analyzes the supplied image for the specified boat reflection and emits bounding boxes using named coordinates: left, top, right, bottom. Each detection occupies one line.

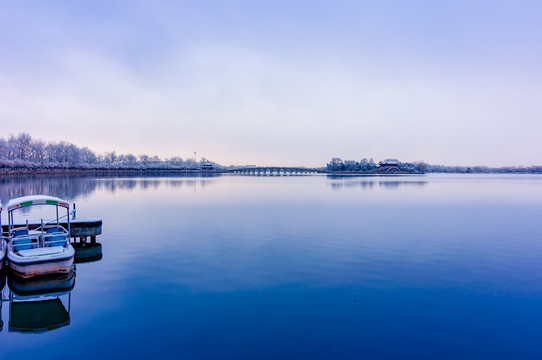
left=8, top=271, right=75, bottom=297
left=7, top=271, right=75, bottom=333
left=0, top=242, right=103, bottom=334
left=0, top=273, right=5, bottom=331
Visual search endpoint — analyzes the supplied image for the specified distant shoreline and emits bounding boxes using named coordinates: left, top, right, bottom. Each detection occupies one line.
left=1, top=168, right=541, bottom=175
left=0, top=168, right=224, bottom=175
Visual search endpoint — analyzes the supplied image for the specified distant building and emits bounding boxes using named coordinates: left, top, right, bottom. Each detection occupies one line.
left=379, top=159, right=400, bottom=167
left=200, top=162, right=214, bottom=170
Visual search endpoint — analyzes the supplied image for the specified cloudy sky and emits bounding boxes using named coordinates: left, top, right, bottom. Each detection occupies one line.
left=1, top=1, right=541, bottom=166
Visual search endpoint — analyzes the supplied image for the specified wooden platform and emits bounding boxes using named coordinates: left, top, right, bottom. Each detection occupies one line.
left=2, top=217, right=102, bottom=237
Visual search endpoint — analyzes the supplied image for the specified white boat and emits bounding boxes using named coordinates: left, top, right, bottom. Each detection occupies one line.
left=6, top=195, right=75, bottom=279
left=0, top=202, right=5, bottom=271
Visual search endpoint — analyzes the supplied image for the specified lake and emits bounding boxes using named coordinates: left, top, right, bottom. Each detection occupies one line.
left=1, top=174, right=542, bottom=359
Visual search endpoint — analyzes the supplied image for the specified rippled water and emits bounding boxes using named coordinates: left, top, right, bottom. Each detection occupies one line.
left=1, top=174, right=542, bottom=359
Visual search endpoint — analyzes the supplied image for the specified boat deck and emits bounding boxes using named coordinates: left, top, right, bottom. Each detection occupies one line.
left=18, top=246, right=65, bottom=257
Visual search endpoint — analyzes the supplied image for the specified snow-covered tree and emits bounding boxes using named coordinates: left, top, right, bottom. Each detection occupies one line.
left=343, top=160, right=360, bottom=171
left=29, top=139, right=46, bottom=164
left=326, top=158, right=345, bottom=171
left=15, top=133, right=32, bottom=161
left=81, top=147, right=98, bottom=165
left=139, top=154, right=150, bottom=166
left=103, top=151, right=117, bottom=167
left=118, top=154, right=137, bottom=167
left=0, top=138, right=8, bottom=160
left=359, top=158, right=377, bottom=171
left=7, top=134, right=17, bottom=160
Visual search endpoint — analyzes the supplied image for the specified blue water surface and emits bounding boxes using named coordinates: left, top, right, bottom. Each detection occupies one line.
left=1, top=174, right=541, bottom=359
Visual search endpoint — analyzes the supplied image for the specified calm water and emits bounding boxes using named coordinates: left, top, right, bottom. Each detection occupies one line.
left=1, top=174, right=542, bottom=359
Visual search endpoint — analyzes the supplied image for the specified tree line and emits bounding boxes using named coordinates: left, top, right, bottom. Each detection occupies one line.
left=326, top=158, right=421, bottom=172
left=1, top=133, right=540, bottom=173
left=0, top=133, right=218, bottom=170
left=326, top=157, right=542, bottom=174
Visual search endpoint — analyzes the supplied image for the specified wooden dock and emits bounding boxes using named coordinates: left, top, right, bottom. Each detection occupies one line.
left=2, top=217, right=102, bottom=238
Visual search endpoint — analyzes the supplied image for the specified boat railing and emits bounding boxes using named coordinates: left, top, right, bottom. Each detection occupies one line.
left=9, top=227, right=69, bottom=252
left=9, top=226, right=31, bottom=240
left=32, top=213, right=72, bottom=233
left=10, top=234, right=40, bottom=252
left=41, top=231, right=69, bottom=247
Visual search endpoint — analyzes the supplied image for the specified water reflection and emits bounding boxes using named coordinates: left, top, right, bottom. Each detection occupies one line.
left=0, top=273, right=4, bottom=331
left=0, top=174, right=220, bottom=205
left=328, top=179, right=427, bottom=190
left=7, top=271, right=74, bottom=333
left=0, top=241, right=103, bottom=334
left=8, top=271, right=75, bottom=298
left=0, top=175, right=99, bottom=205
left=73, top=242, right=103, bottom=263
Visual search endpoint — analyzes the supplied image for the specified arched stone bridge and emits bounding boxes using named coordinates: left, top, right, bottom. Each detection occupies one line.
left=224, top=167, right=323, bottom=175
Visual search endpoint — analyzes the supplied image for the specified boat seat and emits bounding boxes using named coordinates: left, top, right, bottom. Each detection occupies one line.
left=44, top=232, right=67, bottom=247
left=13, top=229, right=28, bottom=237
left=12, top=234, right=34, bottom=251
left=18, top=246, right=64, bottom=257
left=46, top=227, right=61, bottom=233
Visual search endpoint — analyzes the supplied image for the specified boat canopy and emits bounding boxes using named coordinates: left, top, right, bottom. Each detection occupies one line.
left=6, top=195, right=70, bottom=212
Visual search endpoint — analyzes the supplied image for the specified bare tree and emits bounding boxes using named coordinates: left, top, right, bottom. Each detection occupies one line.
left=7, top=134, right=17, bottom=160
left=30, top=139, right=46, bottom=164
left=0, top=138, right=7, bottom=159
left=15, top=133, right=32, bottom=160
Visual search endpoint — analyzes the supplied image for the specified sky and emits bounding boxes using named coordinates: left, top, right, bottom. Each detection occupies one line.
left=0, top=0, right=541, bottom=167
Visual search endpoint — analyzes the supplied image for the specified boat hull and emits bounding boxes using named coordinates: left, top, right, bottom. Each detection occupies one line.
left=1, top=240, right=6, bottom=271
left=8, top=246, right=75, bottom=279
